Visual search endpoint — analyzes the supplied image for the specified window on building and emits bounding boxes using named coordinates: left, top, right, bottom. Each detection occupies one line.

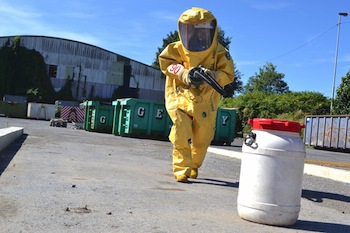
left=48, top=65, right=57, bottom=78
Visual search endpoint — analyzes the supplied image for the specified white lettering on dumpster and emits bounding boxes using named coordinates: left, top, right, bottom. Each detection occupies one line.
left=138, top=107, right=145, bottom=117
left=222, top=116, right=229, bottom=125
left=100, top=116, right=106, bottom=124
left=156, top=109, right=164, bottom=119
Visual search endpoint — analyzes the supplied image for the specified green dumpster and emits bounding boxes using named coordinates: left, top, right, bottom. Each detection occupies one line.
left=116, top=98, right=168, bottom=139
left=83, top=101, right=98, bottom=131
left=150, top=101, right=168, bottom=138
left=0, top=101, right=26, bottom=118
left=83, top=101, right=114, bottom=133
left=212, top=108, right=237, bottom=145
left=112, top=100, right=121, bottom=136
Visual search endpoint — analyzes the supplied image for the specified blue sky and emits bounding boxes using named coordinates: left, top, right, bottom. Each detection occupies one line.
left=1, top=0, right=349, bottom=98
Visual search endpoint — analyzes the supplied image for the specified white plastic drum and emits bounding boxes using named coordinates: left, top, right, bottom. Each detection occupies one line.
left=237, top=118, right=306, bottom=226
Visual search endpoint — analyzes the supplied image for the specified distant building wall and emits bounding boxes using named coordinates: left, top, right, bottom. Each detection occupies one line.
left=0, top=36, right=165, bottom=101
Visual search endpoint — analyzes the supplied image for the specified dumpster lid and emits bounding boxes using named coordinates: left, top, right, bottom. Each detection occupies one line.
left=248, top=118, right=305, bottom=133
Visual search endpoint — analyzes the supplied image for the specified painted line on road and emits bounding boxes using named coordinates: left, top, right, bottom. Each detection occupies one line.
left=207, top=146, right=350, bottom=183
left=208, top=147, right=242, bottom=160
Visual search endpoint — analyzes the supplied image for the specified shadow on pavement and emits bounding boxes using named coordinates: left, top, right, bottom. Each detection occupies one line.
left=191, top=178, right=239, bottom=188
left=0, top=134, right=27, bottom=176
left=291, top=220, right=350, bottom=233
left=302, top=189, right=350, bottom=203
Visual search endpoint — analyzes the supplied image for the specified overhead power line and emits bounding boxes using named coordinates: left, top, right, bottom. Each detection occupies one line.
left=266, top=24, right=338, bottom=62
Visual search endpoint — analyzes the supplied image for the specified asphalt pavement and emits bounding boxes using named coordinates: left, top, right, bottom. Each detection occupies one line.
left=0, top=117, right=349, bottom=233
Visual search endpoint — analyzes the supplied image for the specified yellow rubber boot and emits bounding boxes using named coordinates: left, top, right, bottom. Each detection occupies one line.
left=190, top=168, right=198, bottom=179
left=175, top=174, right=188, bottom=183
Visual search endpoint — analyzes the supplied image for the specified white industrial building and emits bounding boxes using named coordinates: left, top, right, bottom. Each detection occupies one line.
left=0, top=36, right=165, bottom=102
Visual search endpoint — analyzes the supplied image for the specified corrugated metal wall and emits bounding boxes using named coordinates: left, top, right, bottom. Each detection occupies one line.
left=304, top=115, right=350, bottom=149
left=0, top=36, right=165, bottom=101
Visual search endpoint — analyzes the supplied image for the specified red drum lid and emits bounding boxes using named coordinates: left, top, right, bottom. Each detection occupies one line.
left=248, top=118, right=305, bottom=133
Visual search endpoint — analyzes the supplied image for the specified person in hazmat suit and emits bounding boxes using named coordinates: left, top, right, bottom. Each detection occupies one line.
left=158, top=7, right=234, bottom=183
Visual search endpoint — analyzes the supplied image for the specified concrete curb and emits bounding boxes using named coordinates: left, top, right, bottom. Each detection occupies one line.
left=0, top=127, right=24, bottom=152
left=207, top=147, right=350, bottom=183
left=304, top=164, right=350, bottom=183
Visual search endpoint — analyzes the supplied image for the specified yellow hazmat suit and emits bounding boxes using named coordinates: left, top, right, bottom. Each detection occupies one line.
left=159, top=7, right=234, bottom=182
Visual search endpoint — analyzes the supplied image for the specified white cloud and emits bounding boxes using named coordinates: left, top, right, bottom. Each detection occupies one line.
left=0, top=2, right=42, bottom=19
left=0, top=2, right=43, bottom=35
left=236, top=60, right=264, bottom=67
left=0, top=1, right=101, bottom=45
left=52, top=32, right=102, bottom=45
left=341, top=54, right=350, bottom=62
left=149, top=11, right=178, bottom=22
left=61, top=12, right=96, bottom=19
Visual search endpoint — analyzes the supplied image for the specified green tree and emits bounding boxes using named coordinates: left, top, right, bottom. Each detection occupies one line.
left=153, top=26, right=242, bottom=97
left=333, top=70, right=350, bottom=114
left=0, top=37, right=57, bottom=102
left=219, top=91, right=329, bottom=135
left=216, top=26, right=244, bottom=97
left=223, top=65, right=243, bottom=97
left=244, top=62, right=289, bottom=94
left=152, top=31, right=179, bottom=69
left=217, top=26, right=231, bottom=49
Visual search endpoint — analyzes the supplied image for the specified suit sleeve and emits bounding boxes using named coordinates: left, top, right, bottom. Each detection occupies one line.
left=216, top=46, right=235, bottom=87
left=158, top=42, right=184, bottom=79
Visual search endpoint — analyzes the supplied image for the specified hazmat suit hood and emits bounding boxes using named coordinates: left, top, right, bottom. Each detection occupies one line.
left=178, top=7, right=218, bottom=53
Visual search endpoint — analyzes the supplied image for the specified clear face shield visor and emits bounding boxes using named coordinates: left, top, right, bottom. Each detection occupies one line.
left=179, top=20, right=216, bottom=52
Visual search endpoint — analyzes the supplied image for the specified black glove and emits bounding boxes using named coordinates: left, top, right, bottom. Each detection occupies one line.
left=188, top=67, right=204, bottom=88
